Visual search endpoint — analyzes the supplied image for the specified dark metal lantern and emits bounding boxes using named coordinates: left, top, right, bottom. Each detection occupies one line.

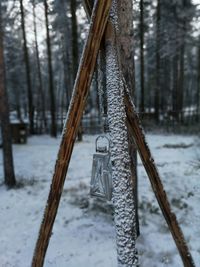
left=90, top=135, right=112, bottom=201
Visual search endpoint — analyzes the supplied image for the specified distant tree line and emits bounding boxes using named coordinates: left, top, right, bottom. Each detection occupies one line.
left=1, top=0, right=87, bottom=138
left=135, top=0, right=200, bottom=125
left=0, top=0, right=199, bottom=139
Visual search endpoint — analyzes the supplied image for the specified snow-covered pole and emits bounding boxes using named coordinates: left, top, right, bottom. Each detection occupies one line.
left=31, top=1, right=112, bottom=266
left=105, top=2, right=138, bottom=266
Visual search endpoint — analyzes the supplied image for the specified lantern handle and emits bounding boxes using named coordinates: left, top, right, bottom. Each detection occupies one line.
left=95, top=135, right=110, bottom=153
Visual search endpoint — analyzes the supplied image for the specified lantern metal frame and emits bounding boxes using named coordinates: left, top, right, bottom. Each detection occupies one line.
left=90, top=135, right=112, bottom=201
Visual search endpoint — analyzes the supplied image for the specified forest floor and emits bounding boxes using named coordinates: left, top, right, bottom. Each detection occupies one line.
left=0, top=133, right=199, bottom=267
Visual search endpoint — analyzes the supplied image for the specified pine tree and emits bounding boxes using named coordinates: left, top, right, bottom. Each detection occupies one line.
left=0, top=1, right=16, bottom=187
left=19, top=0, right=35, bottom=134
left=44, top=0, right=57, bottom=137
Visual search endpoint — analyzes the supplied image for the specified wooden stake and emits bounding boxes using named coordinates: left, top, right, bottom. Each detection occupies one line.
left=31, top=1, right=112, bottom=266
left=124, top=88, right=195, bottom=267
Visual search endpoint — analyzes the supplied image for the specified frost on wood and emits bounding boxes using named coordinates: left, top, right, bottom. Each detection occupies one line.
left=106, top=42, right=138, bottom=266
left=106, top=2, right=138, bottom=266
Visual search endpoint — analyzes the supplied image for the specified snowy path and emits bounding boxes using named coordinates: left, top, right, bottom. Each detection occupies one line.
left=0, top=134, right=199, bottom=267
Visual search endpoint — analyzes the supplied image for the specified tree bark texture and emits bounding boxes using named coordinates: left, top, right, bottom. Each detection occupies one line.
left=0, top=3, right=16, bottom=187
left=44, top=0, right=57, bottom=137
left=20, top=0, right=34, bottom=134
left=117, top=0, right=135, bottom=99
left=117, top=0, right=139, bottom=238
left=105, top=2, right=138, bottom=266
left=31, top=1, right=112, bottom=266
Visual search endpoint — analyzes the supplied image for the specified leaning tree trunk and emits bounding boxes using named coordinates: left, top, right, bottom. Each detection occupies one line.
left=44, top=0, right=57, bottom=137
left=20, top=0, right=34, bottom=134
left=106, top=2, right=138, bottom=266
left=0, top=3, right=16, bottom=187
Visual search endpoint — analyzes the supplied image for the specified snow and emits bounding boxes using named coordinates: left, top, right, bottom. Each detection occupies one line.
left=106, top=19, right=138, bottom=265
left=0, top=133, right=199, bottom=267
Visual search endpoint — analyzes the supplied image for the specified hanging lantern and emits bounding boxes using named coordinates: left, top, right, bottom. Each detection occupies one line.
left=90, top=135, right=112, bottom=201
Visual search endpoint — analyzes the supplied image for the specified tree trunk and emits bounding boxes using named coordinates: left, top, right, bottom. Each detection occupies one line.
left=178, top=42, right=186, bottom=122
left=32, top=0, right=47, bottom=132
left=106, top=2, right=138, bottom=266
left=70, top=0, right=82, bottom=141
left=179, top=40, right=185, bottom=123
left=197, top=42, right=200, bottom=122
left=173, top=52, right=179, bottom=119
left=0, top=3, right=16, bottom=187
left=117, top=0, right=139, bottom=238
left=14, top=87, right=22, bottom=122
left=178, top=0, right=187, bottom=123
left=139, top=0, right=145, bottom=113
left=44, top=0, right=57, bottom=137
left=155, top=0, right=161, bottom=122
left=19, top=0, right=34, bottom=134
left=60, top=0, right=73, bottom=111
left=70, top=0, right=79, bottom=83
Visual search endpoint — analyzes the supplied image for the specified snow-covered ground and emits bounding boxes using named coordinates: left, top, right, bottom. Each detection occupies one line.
left=0, top=133, right=199, bottom=267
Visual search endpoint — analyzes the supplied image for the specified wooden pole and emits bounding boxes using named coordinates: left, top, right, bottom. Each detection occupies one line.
left=31, top=1, right=112, bottom=266
left=124, top=87, right=195, bottom=267
left=83, top=1, right=195, bottom=266
left=105, top=2, right=138, bottom=264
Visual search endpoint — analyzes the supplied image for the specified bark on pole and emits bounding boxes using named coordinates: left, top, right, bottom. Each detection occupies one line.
left=105, top=2, right=138, bottom=266
left=31, top=1, right=112, bottom=266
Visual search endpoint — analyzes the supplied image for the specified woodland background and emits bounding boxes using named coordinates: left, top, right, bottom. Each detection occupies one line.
left=1, top=0, right=200, bottom=137
left=0, top=1, right=200, bottom=266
